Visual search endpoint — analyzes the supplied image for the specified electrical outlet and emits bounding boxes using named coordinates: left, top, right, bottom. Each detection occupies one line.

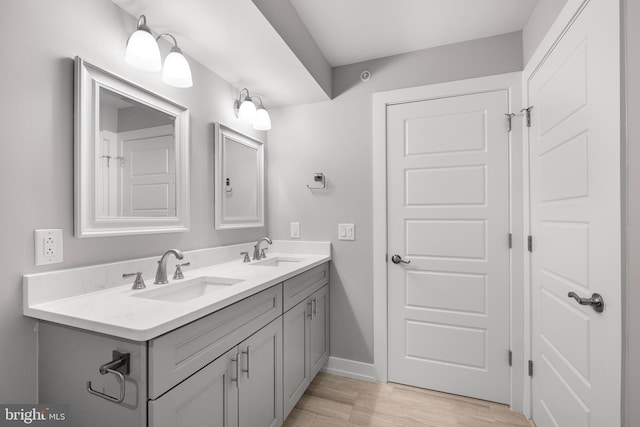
left=290, top=222, right=300, bottom=239
left=35, top=229, right=63, bottom=265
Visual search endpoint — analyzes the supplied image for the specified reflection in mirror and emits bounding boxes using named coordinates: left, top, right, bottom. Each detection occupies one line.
left=98, top=88, right=176, bottom=218
left=214, top=123, right=264, bottom=229
left=75, top=57, right=190, bottom=237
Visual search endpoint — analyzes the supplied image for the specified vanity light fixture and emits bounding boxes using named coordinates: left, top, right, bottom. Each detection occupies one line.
left=125, top=15, right=161, bottom=72
left=252, top=97, right=271, bottom=131
left=236, top=88, right=257, bottom=123
left=157, top=34, right=193, bottom=88
left=125, top=15, right=193, bottom=88
left=233, top=88, right=272, bottom=130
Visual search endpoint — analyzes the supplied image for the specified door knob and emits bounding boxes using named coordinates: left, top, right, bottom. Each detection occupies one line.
left=391, top=254, right=411, bottom=264
left=567, top=291, right=604, bottom=313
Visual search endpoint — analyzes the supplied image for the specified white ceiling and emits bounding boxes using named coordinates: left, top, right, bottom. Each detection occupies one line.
left=111, top=0, right=538, bottom=107
left=289, top=0, right=538, bottom=67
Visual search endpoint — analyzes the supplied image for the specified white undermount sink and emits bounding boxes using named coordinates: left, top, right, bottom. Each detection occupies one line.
left=131, top=276, right=244, bottom=303
left=250, top=256, right=304, bottom=267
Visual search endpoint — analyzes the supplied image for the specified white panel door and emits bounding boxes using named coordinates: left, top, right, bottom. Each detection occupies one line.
left=120, top=125, right=176, bottom=217
left=387, top=90, right=511, bottom=403
left=528, top=0, right=621, bottom=425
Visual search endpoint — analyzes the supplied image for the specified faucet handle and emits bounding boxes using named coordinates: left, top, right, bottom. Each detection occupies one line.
left=260, top=248, right=269, bottom=259
left=173, top=262, right=191, bottom=280
left=241, top=251, right=251, bottom=263
left=123, top=272, right=146, bottom=290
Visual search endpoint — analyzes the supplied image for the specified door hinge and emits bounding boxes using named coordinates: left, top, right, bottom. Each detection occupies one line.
left=505, top=113, right=516, bottom=132
left=508, top=233, right=513, bottom=249
left=521, top=106, right=534, bottom=128
left=528, top=360, right=534, bottom=377
left=509, top=350, right=513, bottom=366
left=527, top=235, right=533, bottom=252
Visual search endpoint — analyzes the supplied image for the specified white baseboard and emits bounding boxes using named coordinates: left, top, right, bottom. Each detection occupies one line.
left=321, top=356, right=377, bottom=382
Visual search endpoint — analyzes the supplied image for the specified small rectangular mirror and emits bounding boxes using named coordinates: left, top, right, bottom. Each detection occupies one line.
left=214, top=123, right=264, bottom=229
left=74, top=57, right=190, bottom=237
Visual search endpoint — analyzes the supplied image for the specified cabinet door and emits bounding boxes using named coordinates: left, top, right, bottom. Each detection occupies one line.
left=238, top=318, right=283, bottom=427
left=283, top=298, right=311, bottom=418
left=310, top=285, right=329, bottom=379
left=149, top=347, right=239, bottom=427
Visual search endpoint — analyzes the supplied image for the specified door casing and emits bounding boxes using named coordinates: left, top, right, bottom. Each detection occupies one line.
left=372, top=71, right=525, bottom=411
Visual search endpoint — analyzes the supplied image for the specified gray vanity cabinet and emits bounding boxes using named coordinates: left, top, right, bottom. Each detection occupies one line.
left=238, top=318, right=283, bottom=427
left=282, top=263, right=330, bottom=419
left=37, top=262, right=329, bottom=427
left=309, top=284, right=330, bottom=378
left=149, top=318, right=282, bottom=427
left=149, top=347, right=238, bottom=427
left=283, top=295, right=312, bottom=417
left=38, top=322, right=148, bottom=427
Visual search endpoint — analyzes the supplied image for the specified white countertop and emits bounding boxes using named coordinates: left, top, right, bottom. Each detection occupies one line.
left=23, top=241, right=331, bottom=341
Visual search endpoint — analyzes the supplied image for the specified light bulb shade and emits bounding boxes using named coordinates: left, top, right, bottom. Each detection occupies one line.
left=253, top=107, right=271, bottom=130
left=238, top=99, right=257, bottom=123
left=162, top=49, right=193, bottom=88
left=125, top=29, right=161, bottom=72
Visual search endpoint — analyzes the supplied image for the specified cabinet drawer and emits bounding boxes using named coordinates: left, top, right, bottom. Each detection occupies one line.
left=148, top=284, right=282, bottom=399
left=148, top=347, right=237, bottom=427
left=283, top=263, right=329, bottom=312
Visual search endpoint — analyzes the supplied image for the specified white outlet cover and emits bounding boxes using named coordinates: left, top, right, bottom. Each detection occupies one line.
left=338, top=223, right=355, bottom=241
left=35, top=229, right=63, bottom=265
left=290, top=222, right=300, bottom=239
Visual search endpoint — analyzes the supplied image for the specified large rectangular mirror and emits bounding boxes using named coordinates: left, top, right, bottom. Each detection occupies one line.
left=214, top=123, right=264, bottom=229
left=74, top=57, right=190, bottom=237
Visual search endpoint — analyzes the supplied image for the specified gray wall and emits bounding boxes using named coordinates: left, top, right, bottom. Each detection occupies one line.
left=0, top=0, right=266, bottom=403
left=624, top=0, right=639, bottom=424
left=100, top=105, right=119, bottom=132
left=266, top=32, right=523, bottom=364
left=522, top=0, right=568, bottom=64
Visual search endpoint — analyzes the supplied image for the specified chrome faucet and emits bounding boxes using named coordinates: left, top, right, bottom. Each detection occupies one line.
left=253, top=237, right=272, bottom=260
left=155, top=249, right=184, bottom=284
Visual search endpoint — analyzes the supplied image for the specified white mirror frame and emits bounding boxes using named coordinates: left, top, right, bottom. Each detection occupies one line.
left=214, top=123, right=264, bottom=230
left=74, top=57, right=190, bottom=237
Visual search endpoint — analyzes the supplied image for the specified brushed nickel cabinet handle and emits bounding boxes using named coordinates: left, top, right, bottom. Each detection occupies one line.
left=242, top=346, right=251, bottom=378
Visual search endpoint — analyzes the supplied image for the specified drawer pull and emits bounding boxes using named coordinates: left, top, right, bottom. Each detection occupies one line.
left=231, top=353, right=239, bottom=383
left=242, top=346, right=251, bottom=378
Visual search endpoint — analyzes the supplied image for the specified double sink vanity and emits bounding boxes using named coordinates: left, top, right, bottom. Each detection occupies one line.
left=23, top=240, right=331, bottom=427
left=23, top=58, right=328, bottom=426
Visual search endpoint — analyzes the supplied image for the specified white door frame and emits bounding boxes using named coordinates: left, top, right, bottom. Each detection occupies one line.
left=372, top=72, right=524, bottom=410
left=521, top=0, right=608, bottom=419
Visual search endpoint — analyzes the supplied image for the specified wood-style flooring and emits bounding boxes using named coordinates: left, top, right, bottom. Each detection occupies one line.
left=284, top=372, right=534, bottom=427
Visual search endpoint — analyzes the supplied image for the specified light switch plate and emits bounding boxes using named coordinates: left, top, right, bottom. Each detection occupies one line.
left=290, top=222, right=300, bottom=239
left=338, top=224, right=355, bottom=241
left=35, top=229, right=63, bottom=265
